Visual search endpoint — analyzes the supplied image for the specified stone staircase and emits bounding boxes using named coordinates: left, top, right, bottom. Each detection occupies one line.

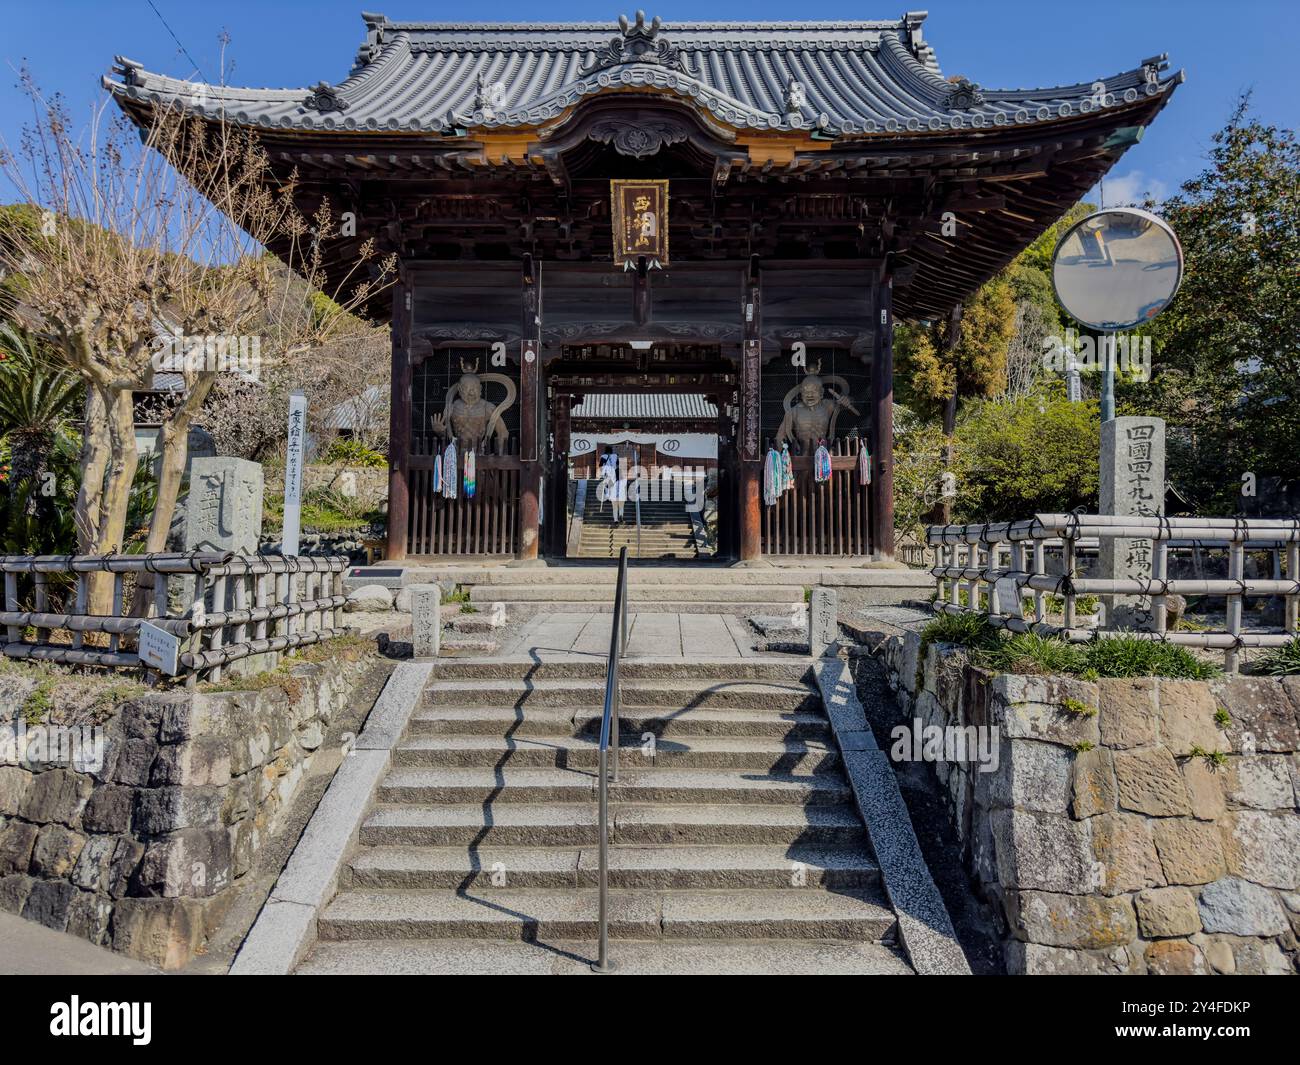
left=465, top=571, right=806, bottom=618
left=576, top=488, right=702, bottom=560
left=295, top=657, right=912, bottom=974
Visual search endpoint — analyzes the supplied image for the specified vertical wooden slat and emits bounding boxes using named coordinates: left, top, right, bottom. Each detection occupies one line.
left=186, top=576, right=206, bottom=689
left=4, top=571, right=19, bottom=645
left=254, top=572, right=272, bottom=670
left=71, top=574, right=87, bottom=650
left=34, top=572, right=49, bottom=645
left=1287, top=542, right=1299, bottom=635
left=1032, top=540, right=1046, bottom=622
left=108, top=573, right=124, bottom=653
left=232, top=573, right=249, bottom=652
left=208, top=574, right=227, bottom=685
left=1226, top=540, right=1244, bottom=674
left=1152, top=537, right=1169, bottom=635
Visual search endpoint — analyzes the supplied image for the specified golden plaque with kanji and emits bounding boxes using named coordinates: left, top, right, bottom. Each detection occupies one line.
left=610, top=179, right=669, bottom=266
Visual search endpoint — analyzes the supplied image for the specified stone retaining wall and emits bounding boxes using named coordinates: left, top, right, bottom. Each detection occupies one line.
left=0, top=656, right=367, bottom=969
left=879, top=630, right=1300, bottom=975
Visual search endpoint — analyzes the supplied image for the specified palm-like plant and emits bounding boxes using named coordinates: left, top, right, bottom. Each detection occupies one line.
left=0, top=322, right=83, bottom=481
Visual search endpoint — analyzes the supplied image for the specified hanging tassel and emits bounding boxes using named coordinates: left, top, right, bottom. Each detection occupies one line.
left=814, top=440, right=832, bottom=483
left=858, top=441, right=871, bottom=486
left=763, top=448, right=780, bottom=506
left=443, top=440, right=458, bottom=499
left=463, top=447, right=477, bottom=499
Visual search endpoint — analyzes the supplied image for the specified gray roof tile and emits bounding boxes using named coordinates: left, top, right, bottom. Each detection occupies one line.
left=571, top=393, right=717, bottom=420
left=106, top=13, right=1178, bottom=138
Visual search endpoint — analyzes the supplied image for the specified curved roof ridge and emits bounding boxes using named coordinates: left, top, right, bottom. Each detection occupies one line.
left=338, top=29, right=413, bottom=92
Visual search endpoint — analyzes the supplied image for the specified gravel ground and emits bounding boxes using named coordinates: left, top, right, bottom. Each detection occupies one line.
left=850, top=649, right=1007, bottom=976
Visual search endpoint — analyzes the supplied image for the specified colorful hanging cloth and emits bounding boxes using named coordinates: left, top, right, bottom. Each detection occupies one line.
left=432, top=453, right=443, bottom=493
left=858, top=442, right=871, bottom=486
left=463, top=448, right=477, bottom=499
left=763, top=448, right=782, bottom=506
left=813, top=441, right=832, bottom=483
left=442, top=441, right=458, bottom=499
left=780, top=443, right=795, bottom=493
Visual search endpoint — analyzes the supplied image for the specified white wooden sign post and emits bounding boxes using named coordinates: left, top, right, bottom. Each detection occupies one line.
left=283, top=391, right=308, bottom=556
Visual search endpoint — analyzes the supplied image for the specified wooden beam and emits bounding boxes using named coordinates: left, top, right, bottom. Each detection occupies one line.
left=739, top=267, right=762, bottom=561
left=518, top=257, right=542, bottom=559
left=386, top=276, right=412, bottom=561
left=870, top=267, right=895, bottom=560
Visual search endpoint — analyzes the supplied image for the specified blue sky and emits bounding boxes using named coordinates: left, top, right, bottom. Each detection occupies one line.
left=1, top=0, right=1295, bottom=206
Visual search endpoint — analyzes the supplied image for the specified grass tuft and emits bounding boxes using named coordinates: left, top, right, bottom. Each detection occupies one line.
left=1256, top=636, right=1300, bottom=676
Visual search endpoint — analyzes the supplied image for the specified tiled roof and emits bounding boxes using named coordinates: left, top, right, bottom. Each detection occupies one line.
left=571, top=393, right=718, bottom=420
left=105, top=11, right=1179, bottom=139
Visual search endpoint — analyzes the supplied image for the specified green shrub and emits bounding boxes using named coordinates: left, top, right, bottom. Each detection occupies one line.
left=920, top=612, right=1001, bottom=651
left=1256, top=637, right=1300, bottom=676
left=975, top=632, right=1087, bottom=676
left=1081, top=637, right=1220, bottom=680
left=321, top=438, right=386, bottom=468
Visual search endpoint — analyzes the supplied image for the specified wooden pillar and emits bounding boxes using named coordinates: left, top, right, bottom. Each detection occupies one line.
left=870, top=269, right=895, bottom=560
left=385, top=275, right=412, bottom=561
left=518, top=258, right=541, bottom=559
left=739, top=266, right=762, bottom=561
left=548, top=392, right=572, bottom=555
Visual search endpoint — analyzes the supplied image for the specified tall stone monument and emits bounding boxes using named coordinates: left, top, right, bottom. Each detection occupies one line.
left=185, top=457, right=264, bottom=555
left=1099, top=417, right=1165, bottom=629
left=178, top=457, right=264, bottom=619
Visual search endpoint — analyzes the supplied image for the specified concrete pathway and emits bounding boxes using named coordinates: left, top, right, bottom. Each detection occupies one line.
left=497, top=611, right=756, bottom=660
left=0, top=911, right=157, bottom=975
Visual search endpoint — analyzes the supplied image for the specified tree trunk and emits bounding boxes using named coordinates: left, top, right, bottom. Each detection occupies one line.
left=73, top=388, right=110, bottom=554
left=87, top=385, right=137, bottom=614
left=131, top=376, right=215, bottom=617
left=146, top=375, right=216, bottom=554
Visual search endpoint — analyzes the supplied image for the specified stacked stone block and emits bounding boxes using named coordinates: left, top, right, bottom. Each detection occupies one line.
left=0, top=657, right=365, bottom=968
left=880, top=631, right=1300, bottom=975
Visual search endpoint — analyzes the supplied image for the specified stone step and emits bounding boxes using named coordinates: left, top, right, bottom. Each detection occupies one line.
left=439, top=636, right=499, bottom=656
left=316, top=887, right=895, bottom=942
left=445, top=616, right=505, bottom=634
left=392, top=734, right=841, bottom=772
left=348, top=844, right=880, bottom=891
left=469, top=584, right=803, bottom=603
left=360, top=802, right=866, bottom=846
left=426, top=658, right=813, bottom=682
left=405, top=567, right=922, bottom=588
left=296, top=938, right=912, bottom=975
left=421, top=678, right=820, bottom=711
left=408, top=705, right=831, bottom=739
left=376, top=767, right=852, bottom=805
left=481, top=600, right=792, bottom=615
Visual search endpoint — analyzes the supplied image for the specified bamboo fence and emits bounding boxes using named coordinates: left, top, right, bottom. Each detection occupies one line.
left=0, top=552, right=350, bottom=684
left=925, top=514, right=1300, bottom=673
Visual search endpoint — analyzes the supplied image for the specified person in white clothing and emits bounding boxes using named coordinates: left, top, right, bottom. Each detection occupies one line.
left=599, top=446, right=626, bottom=523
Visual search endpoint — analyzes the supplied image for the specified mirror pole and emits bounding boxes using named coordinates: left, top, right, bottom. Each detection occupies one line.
left=1100, top=331, right=1116, bottom=422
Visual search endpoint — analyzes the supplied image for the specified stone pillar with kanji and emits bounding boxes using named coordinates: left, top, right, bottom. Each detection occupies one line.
left=1100, top=416, right=1165, bottom=629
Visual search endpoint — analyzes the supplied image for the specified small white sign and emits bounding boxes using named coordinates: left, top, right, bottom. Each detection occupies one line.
left=138, top=621, right=180, bottom=675
left=283, top=390, right=308, bottom=556
left=992, top=577, right=1025, bottom=620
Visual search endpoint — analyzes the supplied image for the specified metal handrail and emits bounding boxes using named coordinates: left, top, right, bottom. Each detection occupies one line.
left=593, top=545, right=630, bottom=973
left=634, top=479, right=642, bottom=558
